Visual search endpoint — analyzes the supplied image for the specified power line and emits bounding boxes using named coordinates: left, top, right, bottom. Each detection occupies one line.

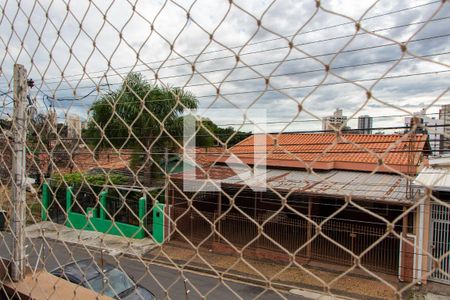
left=34, top=85, right=109, bottom=102
left=66, top=123, right=447, bottom=138
left=194, top=69, right=450, bottom=99
left=22, top=13, right=450, bottom=89
left=35, top=111, right=447, bottom=127
left=20, top=0, right=442, bottom=87
left=27, top=32, right=450, bottom=97
left=39, top=68, right=449, bottom=107
left=29, top=63, right=450, bottom=106
left=0, top=90, right=12, bottom=96
left=34, top=132, right=435, bottom=152
left=0, top=90, right=14, bottom=101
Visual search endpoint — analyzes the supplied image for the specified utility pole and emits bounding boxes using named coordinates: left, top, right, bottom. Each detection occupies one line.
left=45, top=106, right=56, bottom=178
left=406, top=116, right=419, bottom=199
left=11, top=64, right=28, bottom=281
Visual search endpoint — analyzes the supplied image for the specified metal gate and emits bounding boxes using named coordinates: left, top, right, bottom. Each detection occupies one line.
left=429, top=204, right=450, bottom=284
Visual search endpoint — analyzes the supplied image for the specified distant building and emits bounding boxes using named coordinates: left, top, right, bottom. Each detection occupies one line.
left=405, top=108, right=443, bottom=156
left=322, top=108, right=348, bottom=131
left=81, top=120, right=89, bottom=130
left=67, top=115, right=82, bottom=140
left=440, top=105, right=450, bottom=154
left=358, top=115, right=373, bottom=134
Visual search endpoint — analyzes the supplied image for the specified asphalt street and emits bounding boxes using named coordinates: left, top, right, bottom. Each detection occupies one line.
left=0, top=233, right=306, bottom=300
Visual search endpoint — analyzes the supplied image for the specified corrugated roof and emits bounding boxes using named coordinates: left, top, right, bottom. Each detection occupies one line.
left=428, top=156, right=450, bottom=167
left=173, top=165, right=411, bottom=204
left=203, top=133, right=428, bottom=174
left=413, top=167, right=450, bottom=191
left=223, top=168, right=409, bottom=204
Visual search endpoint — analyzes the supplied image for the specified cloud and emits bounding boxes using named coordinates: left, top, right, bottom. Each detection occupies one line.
left=0, top=0, right=449, bottom=135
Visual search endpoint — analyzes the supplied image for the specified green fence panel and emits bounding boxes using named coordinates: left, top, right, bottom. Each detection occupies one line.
left=64, top=187, right=146, bottom=239
left=66, top=211, right=145, bottom=239
left=92, top=218, right=144, bottom=238
left=153, top=201, right=165, bottom=244
left=41, top=183, right=50, bottom=221
left=67, top=212, right=91, bottom=230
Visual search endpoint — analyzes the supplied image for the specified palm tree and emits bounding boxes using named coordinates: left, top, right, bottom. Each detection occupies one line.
left=85, top=72, right=198, bottom=186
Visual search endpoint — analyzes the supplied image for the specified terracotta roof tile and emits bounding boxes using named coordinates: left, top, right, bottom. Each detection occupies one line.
left=194, top=147, right=226, bottom=166
left=201, top=133, right=428, bottom=174
left=57, top=149, right=132, bottom=173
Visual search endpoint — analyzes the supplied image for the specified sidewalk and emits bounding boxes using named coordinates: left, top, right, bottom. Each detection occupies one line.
left=145, top=242, right=405, bottom=300
left=25, top=221, right=156, bottom=257
left=23, top=223, right=406, bottom=299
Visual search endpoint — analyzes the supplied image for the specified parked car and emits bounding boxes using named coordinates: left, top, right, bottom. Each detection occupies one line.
left=50, top=259, right=155, bottom=300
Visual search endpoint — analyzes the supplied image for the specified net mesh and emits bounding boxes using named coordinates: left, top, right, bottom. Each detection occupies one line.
left=0, top=0, right=450, bottom=299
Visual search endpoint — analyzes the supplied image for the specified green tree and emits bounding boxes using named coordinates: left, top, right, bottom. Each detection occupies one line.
left=84, top=72, right=198, bottom=186
left=195, top=118, right=251, bottom=147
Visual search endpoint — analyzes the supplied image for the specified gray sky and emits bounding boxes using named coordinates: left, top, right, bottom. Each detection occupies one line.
left=0, top=0, right=449, bottom=133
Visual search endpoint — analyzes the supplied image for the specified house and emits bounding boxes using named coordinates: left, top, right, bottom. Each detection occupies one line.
left=165, top=146, right=225, bottom=174
left=165, top=133, right=430, bottom=279
left=414, top=156, right=450, bottom=285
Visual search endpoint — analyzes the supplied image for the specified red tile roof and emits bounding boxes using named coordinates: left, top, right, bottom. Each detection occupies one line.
left=194, top=147, right=226, bottom=166
left=201, top=133, right=428, bottom=174
left=57, top=149, right=132, bottom=173
left=171, top=164, right=238, bottom=181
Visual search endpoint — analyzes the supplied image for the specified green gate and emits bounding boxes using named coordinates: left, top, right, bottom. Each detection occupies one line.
left=41, top=184, right=147, bottom=239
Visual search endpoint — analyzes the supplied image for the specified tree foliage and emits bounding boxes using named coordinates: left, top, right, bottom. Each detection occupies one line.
left=195, top=118, right=251, bottom=147
left=84, top=72, right=198, bottom=149
left=83, top=72, right=198, bottom=184
left=51, top=172, right=128, bottom=187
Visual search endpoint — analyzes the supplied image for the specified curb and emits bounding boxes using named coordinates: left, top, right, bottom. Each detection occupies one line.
left=30, top=235, right=385, bottom=300
left=139, top=254, right=385, bottom=300
left=31, top=234, right=158, bottom=258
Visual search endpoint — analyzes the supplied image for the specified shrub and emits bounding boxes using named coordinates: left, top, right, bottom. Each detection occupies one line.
left=51, top=172, right=128, bottom=187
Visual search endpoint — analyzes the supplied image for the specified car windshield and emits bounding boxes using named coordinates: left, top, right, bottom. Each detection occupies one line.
left=86, top=268, right=135, bottom=298
left=122, top=287, right=155, bottom=300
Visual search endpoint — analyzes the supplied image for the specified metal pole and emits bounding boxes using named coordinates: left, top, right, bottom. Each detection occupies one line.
left=307, top=197, right=312, bottom=258
left=217, top=192, right=222, bottom=243
left=45, top=107, right=56, bottom=178
left=11, top=64, right=28, bottom=282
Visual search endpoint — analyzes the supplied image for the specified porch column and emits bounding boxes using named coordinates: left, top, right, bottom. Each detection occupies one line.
left=99, top=190, right=108, bottom=220
left=171, top=183, right=175, bottom=207
left=65, top=187, right=73, bottom=228
left=66, top=186, right=73, bottom=214
left=399, top=206, right=413, bottom=282
left=307, top=196, right=313, bottom=258
left=254, top=192, right=257, bottom=220
left=138, top=197, right=147, bottom=239
left=217, top=192, right=222, bottom=242
left=166, top=182, right=174, bottom=240
left=420, top=191, right=431, bottom=284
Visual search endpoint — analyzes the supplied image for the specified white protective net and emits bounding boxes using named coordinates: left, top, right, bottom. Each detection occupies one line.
left=0, top=0, right=450, bottom=299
